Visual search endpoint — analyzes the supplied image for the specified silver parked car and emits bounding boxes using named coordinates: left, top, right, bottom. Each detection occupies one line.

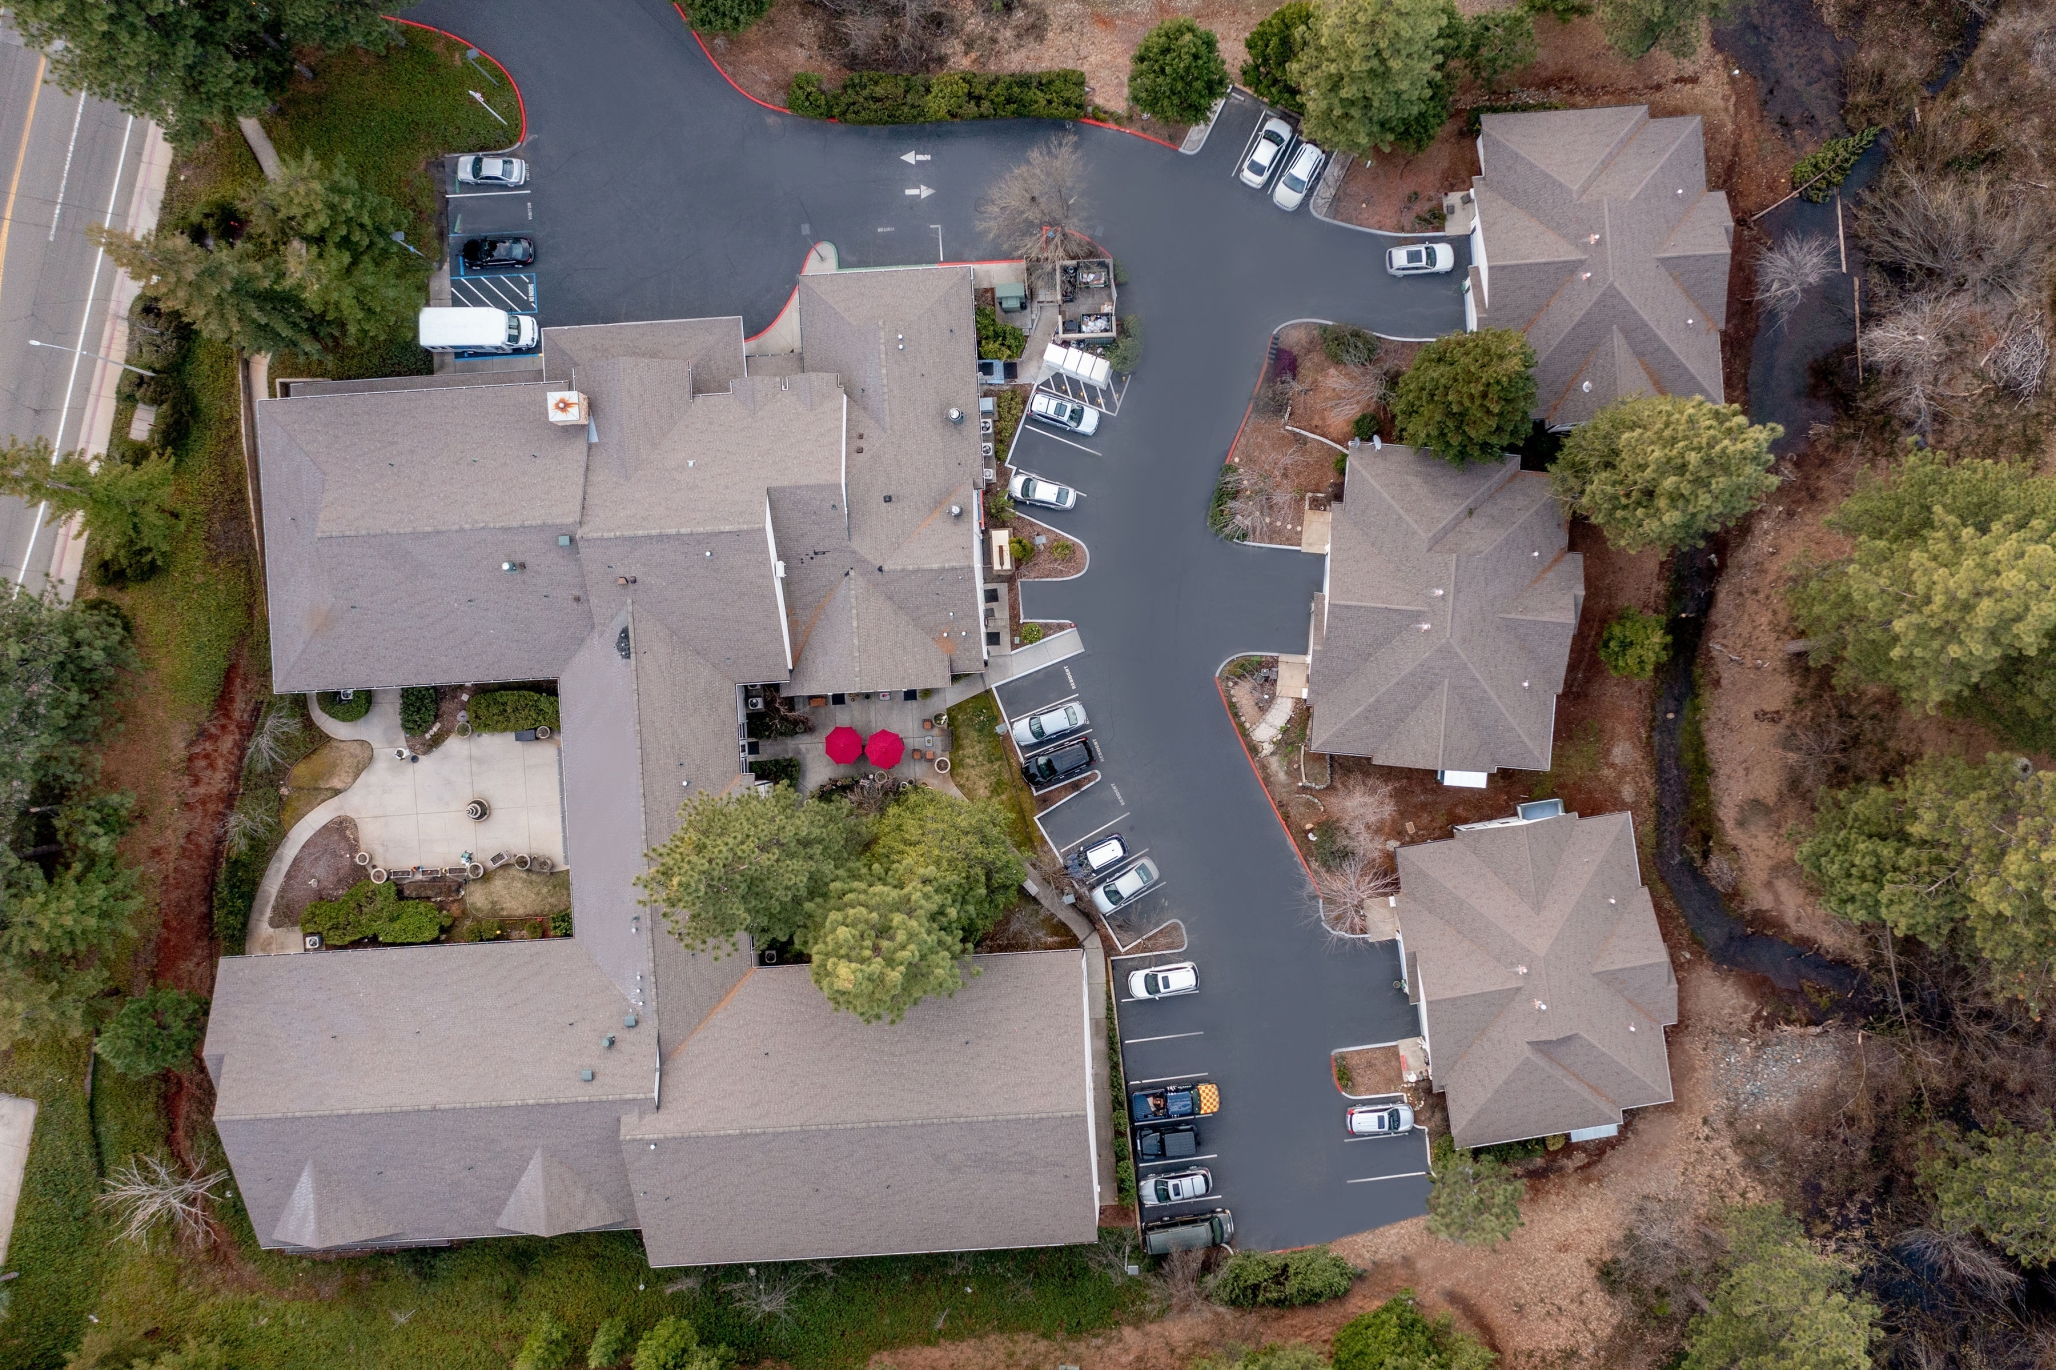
left=458, top=155, right=528, bottom=187
left=1029, top=390, right=1100, bottom=435
left=1240, top=115, right=1294, bottom=190
left=1092, top=858, right=1159, bottom=914
left=1271, top=141, right=1327, bottom=211
left=1007, top=470, right=1079, bottom=511
left=1385, top=242, right=1455, bottom=275
left=1128, top=961, right=1198, bottom=999
left=1010, top=702, right=1088, bottom=750
left=1138, top=1167, right=1212, bottom=1207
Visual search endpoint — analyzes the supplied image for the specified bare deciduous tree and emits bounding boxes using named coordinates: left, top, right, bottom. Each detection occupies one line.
left=977, top=134, right=1095, bottom=262
left=1316, top=363, right=1387, bottom=427
left=1755, top=232, right=1838, bottom=329
left=243, top=702, right=304, bottom=774
left=1863, top=289, right=1976, bottom=429
left=98, top=1156, right=228, bottom=1248
left=1312, top=850, right=1400, bottom=937
left=1982, top=311, right=2050, bottom=400
left=1323, top=774, right=1397, bottom=841
left=218, top=805, right=273, bottom=858
left=721, top=1265, right=811, bottom=1322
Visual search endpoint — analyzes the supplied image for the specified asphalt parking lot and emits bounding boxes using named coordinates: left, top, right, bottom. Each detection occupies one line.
left=404, top=0, right=1466, bottom=1248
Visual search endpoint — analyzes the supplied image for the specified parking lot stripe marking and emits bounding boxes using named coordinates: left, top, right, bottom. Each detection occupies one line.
left=1022, top=427, right=1101, bottom=458
left=1058, top=814, right=1126, bottom=853
left=448, top=189, right=531, bottom=198
left=1111, top=785, right=1124, bottom=805
left=1123, top=1031, right=1203, bottom=1045
left=1345, top=1170, right=1430, bottom=1184
left=1128, top=1071, right=1205, bottom=1086
left=1139, top=1153, right=1218, bottom=1167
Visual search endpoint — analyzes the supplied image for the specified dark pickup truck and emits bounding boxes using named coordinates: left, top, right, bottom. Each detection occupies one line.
left=1022, top=738, right=1095, bottom=791
left=1130, top=1081, right=1221, bottom=1124
left=1135, top=1124, right=1199, bottom=1162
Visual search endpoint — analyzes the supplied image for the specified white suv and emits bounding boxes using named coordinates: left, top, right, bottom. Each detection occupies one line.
left=1030, top=390, right=1100, bottom=435
left=1272, top=142, right=1327, bottom=211
left=1385, top=242, right=1455, bottom=275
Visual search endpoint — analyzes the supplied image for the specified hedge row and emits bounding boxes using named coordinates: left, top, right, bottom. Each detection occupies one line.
left=787, top=69, right=1087, bottom=124
left=469, top=689, right=560, bottom=733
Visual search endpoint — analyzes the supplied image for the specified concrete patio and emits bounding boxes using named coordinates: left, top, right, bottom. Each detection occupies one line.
left=753, top=690, right=956, bottom=795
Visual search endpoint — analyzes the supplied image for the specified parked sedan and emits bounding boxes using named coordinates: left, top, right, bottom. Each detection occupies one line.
left=1345, top=1103, right=1417, bottom=1138
left=1029, top=390, right=1100, bottom=436
left=1138, top=1167, right=1212, bottom=1207
left=1022, top=739, right=1095, bottom=790
left=1128, top=960, right=1198, bottom=999
left=1008, top=470, right=1079, bottom=512
left=1092, top=858, right=1160, bottom=914
left=1240, top=115, right=1295, bottom=190
left=1271, top=141, right=1327, bottom=211
left=1068, top=834, right=1128, bottom=879
left=1385, top=242, right=1456, bottom=275
left=1010, top=701, right=1088, bottom=750
left=461, top=235, right=535, bottom=270
left=1135, top=1123, right=1198, bottom=1162
left=457, top=154, right=528, bottom=187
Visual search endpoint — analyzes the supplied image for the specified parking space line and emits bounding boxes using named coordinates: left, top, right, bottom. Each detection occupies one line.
left=1346, top=1170, right=1430, bottom=1184
left=1019, top=426, right=1101, bottom=458
left=1123, top=1031, right=1203, bottom=1044
left=1057, top=814, right=1126, bottom=854
left=1128, top=1071, right=1204, bottom=1086
left=1138, top=1153, right=1219, bottom=1168
left=448, top=189, right=531, bottom=198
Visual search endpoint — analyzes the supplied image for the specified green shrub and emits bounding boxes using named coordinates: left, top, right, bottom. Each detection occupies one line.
left=684, top=0, right=773, bottom=33
left=1463, top=99, right=1567, bottom=134
left=1009, top=535, right=1035, bottom=564
left=400, top=685, right=437, bottom=735
left=1241, top=1, right=1316, bottom=112
left=590, top=1317, right=633, bottom=1369
left=1051, top=540, right=1076, bottom=562
left=1105, top=316, right=1143, bottom=373
left=1522, top=0, right=1592, bottom=18
left=789, top=69, right=1089, bottom=124
left=1425, top=1135, right=1524, bottom=1247
left=750, top=755, right=802, bottom=789
left=469, top=689, right=559, bottom=733
left=517, top=1313, right=576, bottom=1370
left=1598, top=607, right=1672, bottom=679
left=1020, top=622, right=1045, bottom=644
left=95, top=987, right=208, bottom=1076
left=1332, top=1289, right=1496, bottom=1370
left=1792, top=127, right=1878, bottom=201
left=1128, top=18, right=1231, bottom=125
left=976, top=305, right=1027, bottom=360
left=1211, top=1245, right=1359, bottom=1307
left=315, top=689, right=370, bottom=723
left=549, top=909, right=574, bottom=938
left=1353, top=412, right=1379, bottom=442
left=993, top=386, right=1026, bottom=454
left=986, top=490, right=1016, bottom=524
left=632, top=1316, right=722, bottom=1370
left=1321, top=323, right=1381, bottom=367
left=213, top=841, right=264, bottom=945
left=303, top=879, right=452, bottom=945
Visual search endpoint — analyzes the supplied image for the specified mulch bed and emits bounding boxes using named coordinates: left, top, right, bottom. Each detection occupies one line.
left=270, top=815, right=362, bottom=928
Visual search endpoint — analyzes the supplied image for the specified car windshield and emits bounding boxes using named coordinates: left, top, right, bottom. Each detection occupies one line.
left=469, top=156, right=484, bottom=177
left=1283, top=172, right=1307, bottom=192
left=505, top=318, right=523, bottom=345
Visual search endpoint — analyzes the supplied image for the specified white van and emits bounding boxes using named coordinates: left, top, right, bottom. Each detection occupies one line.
left=418, top=307, right=538, bottom=353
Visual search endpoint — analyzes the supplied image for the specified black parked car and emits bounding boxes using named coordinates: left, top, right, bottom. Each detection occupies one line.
left=1136, top=1123, right=1199, bottom=1162
left=461, top=235, right=535, bottom=270
left=1022, top=738, right=1095, bottom=790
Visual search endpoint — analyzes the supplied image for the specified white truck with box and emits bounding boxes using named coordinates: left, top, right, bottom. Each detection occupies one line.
left=418, top=307, right=537, bottom=354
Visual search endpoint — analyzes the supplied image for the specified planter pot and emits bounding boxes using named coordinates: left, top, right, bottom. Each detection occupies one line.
left=934, top=756, right=951, bottom=774
left=369, top=867, right=388, bottom=884
left=466, top=799, right=491, bottom=821
left=354, top=851, right=371, bottom=866
left=465, top=862, right=486, bottom=880
left=530, top=855, right=555, bottom=874
left=514, top=854, right=531, bottom=870
left=454, top=722, right=473, bottom=738
left=535, top=725, right=553, bottom=740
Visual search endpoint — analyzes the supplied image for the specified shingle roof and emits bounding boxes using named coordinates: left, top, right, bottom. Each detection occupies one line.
left=1396, top=811, right=1677, bottom=1148
left=1307, top=446, right=1584, bottom=773
left=1472, top=106, right=1732, bottom=427
left=624, top=953, right=1098, bottom=1266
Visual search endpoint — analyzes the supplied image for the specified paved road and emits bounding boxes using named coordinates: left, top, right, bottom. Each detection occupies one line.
left=0, top=26, right=150, bottom=598
left=407, top=0, right=1465, bottom=1247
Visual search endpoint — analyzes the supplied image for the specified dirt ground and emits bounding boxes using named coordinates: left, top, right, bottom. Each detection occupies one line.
left=977, top=899, right=1083, bottom=952
left=464, top=866, right=574, bottom=921
left=1013, top=510, right=1089, bottom=579
left=1331, top=1045, right=1403, bottom=1098
left=272, top=816, right=364, bottom=929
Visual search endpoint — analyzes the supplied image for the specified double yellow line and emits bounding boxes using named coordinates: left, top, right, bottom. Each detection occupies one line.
left=0, top=53, right=47, bottom=305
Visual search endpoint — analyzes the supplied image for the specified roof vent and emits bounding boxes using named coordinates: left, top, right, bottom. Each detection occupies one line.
left=948, top=407, right=964, bottom=424
left=616, top=626, right=632, bottom=659
left=501, top=560, right=525, bottom=573
left=546, top=390, right=589, bottom=425
left=1582, top=381, right=1593, bottom=393
left=949, top=504, right=962, bottom=517
left=580, top=1069, right=594, bottom=1082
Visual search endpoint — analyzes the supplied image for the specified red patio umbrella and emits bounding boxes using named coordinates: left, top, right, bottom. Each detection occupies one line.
left=824, top=725, right=863, bottom=765
left=865, top=729, right=905, bottom=768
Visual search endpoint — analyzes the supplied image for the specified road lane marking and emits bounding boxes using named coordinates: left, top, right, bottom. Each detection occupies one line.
left=0, top=51, right=49, bottom=307
left=48, top=88, right=84, bottom=240
left=1128, top=1071, right=1207, bottom=1085
left=1122, top=1031, right=1203, bottom=1044
left=1346, top=1170, right=1430, bottom=1184
left=447, top=188, right=530, bottom=198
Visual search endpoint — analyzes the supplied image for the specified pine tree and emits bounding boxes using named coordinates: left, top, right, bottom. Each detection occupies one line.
left=1290, top=0, right=1460, bottom=155
left=808, top=878, right=973, bottom=1024
left=0, top=437, right=179, bottom=582
left=638, top=784, right=868, bottom=950
left=1241, top=2, right=1318, bottom=111
left=95, top=987, right=209, bottom=1077
left=1390, top=328, right=1537, bottom=467
left=867, top=787, right=1024, bottom=945
left=1424, top=1137, right=1524, bottom=1246
left=1925, top=1119, right=2056, bottom=1268
left=1550, top=395, right=1782, bottom=554
left=1680, top=1205, right=1878, bottom=1370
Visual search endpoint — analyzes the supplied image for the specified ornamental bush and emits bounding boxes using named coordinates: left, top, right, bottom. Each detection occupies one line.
left=1128, top=18, right=1231, bottom=125
left=1020, top=622, right=1045, bottom=644
left=684, top=0, right=773, bottom=33
left=976, top=305, right=1026, bottom=360
left=1210, top=1245, right=1359, bottom=1307
left=786, top=70, right=1088, bottom=124
left=315, top=689, right=370, bottom=723
left=515, top=1314, right=575, bottom=1370
left=303, top=879, right=451, bottom=946
left=1792, top=127, right=1878, bottom=201
left=1598, top=607, right=1671, bottom=679
left=589, top=1317, right=633, bottom=1369
left=468, top=689, right=560, bottom=733
left=400, top=685, right=437, bottom=736
left=1321, top=323, right=1381, bottom=367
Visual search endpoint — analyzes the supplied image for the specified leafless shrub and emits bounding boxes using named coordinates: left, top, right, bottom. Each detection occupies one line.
left=244, top=703, right=304, bottom=774
left=98, top=1156, right=228, bottom=1248
left=1090, top=1227, right=1140, bottom=1284
left=721, top=1265, right=811, bottom=1323
left=1608, top=1195, right=1720, bottom=1310
left=809, top=0, right=957, bottom=69
left=1152, top=1248, right=1212, bottom=1314
left=1781, top=711, right=1855, bottom=791
left=1323, top=774, right=1397, bottom=842
left=1856, top=168, right=2049, bottom=305
left=1895, top=1226, right=2026, bottom=1304
left=1316, top=363, right=1386, bottom=427
left=1982, top=312, right=2049, bottom=400
left=836, top=772, right=912, bottom=815
left=1214, top=465, right=1298, bottom=542
left=1756, top=233, right=1839, bottom=329
left=218, top=806, right=274, bottom=858
left=1705, top=850, right=1739, bottom=894
left=1864, top=289, right=1978, bottom=429
left=1313, top=851, right=1400, bottom=937
left=977, top=134, right=1095, bottom=262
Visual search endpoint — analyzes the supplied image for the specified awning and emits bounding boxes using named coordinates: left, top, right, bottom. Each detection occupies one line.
left=865, top=730, right=905, bottom=768
left=824, top=726, right=863, bottom=765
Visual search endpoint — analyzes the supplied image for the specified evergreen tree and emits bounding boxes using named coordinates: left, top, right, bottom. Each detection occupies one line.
left=1550, top=395, right=1782, bottom=554
left=1424, top=1137, right=1524, bottom=1246
left=866, top=787, right=1024, bottom=945
left=632, top=1316, right=723, bottom=1370
left=808, top=878, right=972, bottom=1024
left=1925, top=1119, right=2056, bottom=1268
left=0, top=436, right=179, bottom=582
left=1450, top=10, right=1538, bottom=91
left=96, top=986, right=209, bottom=1077
left=515, top=1313, right=576, bottom=1370
left=638, top=784, right=868, bottom=950
left=1241, top=2, right=1318, bottom=111
left=1680, top=1205, right=1878, bottom=1370
left=1390, top=329, right=1537, bottom=467
left=1289, top=0, right=1460, bottom=154
left=1599, top=0, right=1725, bottom=59
left=1128, top=18, right=1231, bottom=125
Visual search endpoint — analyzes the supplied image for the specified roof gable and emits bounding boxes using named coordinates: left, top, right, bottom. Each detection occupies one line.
left=497, top=1148, right=627, bottom=1237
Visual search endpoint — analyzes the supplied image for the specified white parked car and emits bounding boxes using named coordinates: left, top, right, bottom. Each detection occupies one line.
left=1240, top=115, right=1295, bottom=190
left=1128, top=961, right=1198, bottom=999
left=1345, top=1103, right=1416, bottom=1137
left=1092, top=858, right=1159, bottom=914
left=1008, top=470, right=1079, bottom=511
left=1138, top=1167, right=1212, bottom=1207
left=1385, top=242, right=1455, bottom=276
left=1271, top=142, right=1327, bottom=211
left=1029, top=390, right=1100, bottom=435
left=1010, top=702, right=1088, bottom=750
left=458, top=155, right=528, bottom=187
left=1077, top=835, right=1128, bottom=875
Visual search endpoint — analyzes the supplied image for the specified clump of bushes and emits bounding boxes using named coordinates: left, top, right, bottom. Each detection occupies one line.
left=682, top=0, right=772, bottom=34
left=1598, top=607, right=1672, bottom=679
left=1020, top=622, right=1045, bottom=644
left=1210, top=1245, right=1359, bottom=1307
left=992, top=387, right=1026, bottom=454
left=1333, top=1290, right=1498, bottom=1370
left=1792, top=126, right=1878, bottom=201
left=976, top=305, right=1026, bottom=360
left=787, top=70, right=1087, bottom=124
left=1104, top=316, right=1143, bottom=374
left=315, top=689, right=370, bottom=723
left=469, top=689, right=559, bottom=733
left=1353, top=412, right=1379, bottom=442
left=400, top=685, right=438, bottom=736
left=96, top=987, right=209, bottom=1076
left=303, top=880, right=451, bottom=946
left=750, top=756, right=802, bottom=789
left=1051, top=539, right=1076, bottom=562
left=1321, top=323, right=1380, bottom=367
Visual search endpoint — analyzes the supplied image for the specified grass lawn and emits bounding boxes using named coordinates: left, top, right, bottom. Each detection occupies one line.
left=946, top=690, right=1043, bottom=856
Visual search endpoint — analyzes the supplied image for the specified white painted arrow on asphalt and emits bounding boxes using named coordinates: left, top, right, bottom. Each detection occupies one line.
left=904, top=185, right=934, bottom=198
left=900, top=150, right=932, bottom=163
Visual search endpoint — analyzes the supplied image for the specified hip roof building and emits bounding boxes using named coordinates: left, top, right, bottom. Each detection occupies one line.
left=204, top=265, right=1101, bottom=1264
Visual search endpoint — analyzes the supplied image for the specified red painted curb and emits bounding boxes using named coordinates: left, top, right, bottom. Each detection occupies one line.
left=1216, top=675, right=1316, bottom=881
left=677, top=7, right=805, bottom=114
left=1079, top=116, right=1179, bottom=151
left=385, top=16, right=527, bottom=146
